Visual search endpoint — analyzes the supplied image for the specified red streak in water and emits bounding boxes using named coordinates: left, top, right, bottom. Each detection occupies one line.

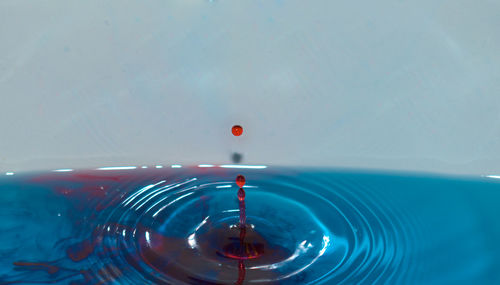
left=8, top=262, right=82, bottom=284
left=235, top=260, right=246, bottom=285
left=72, top=173, right=124, bottom=182
left=12, top=262, right=60, bottom=274
left=30, top=172, right=127, bottom=183
left=238, top=188, right=246, bottom=227
left=236, top=173, right=248, bottom=284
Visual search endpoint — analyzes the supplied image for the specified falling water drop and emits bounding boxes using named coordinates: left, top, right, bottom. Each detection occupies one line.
left=236, top=175, right=246, bottom=188
left=232, top=125, right=243, bottom=136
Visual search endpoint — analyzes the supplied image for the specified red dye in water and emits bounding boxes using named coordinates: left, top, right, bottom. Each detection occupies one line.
left=239, top=194, right=246, bottom=226
left=12, top=262, right=60, bottom=274
left=66, top=240, right=94, bottom=262
left=232, top=125, right=243, bottom=136
left=236, top=260, right=246, bottom=285
left=6, top=170, right=292, bottom=285
left=236, top=175, right=245, bottom=188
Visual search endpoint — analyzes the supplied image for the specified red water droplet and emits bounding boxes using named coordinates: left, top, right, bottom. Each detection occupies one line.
left=236, top=175, right=246, bottom=188
left=232, top=125, right=243, bottom=136
left=238, top=188, right=246, bottom=201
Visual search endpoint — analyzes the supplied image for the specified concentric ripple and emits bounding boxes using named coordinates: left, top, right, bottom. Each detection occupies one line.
left=50, top=168, right=412, bottom=285
left=0, top=168, right=418, bottom=284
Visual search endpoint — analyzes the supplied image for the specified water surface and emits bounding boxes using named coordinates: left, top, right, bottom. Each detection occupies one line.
left=0, top=167, right=499, bottom=284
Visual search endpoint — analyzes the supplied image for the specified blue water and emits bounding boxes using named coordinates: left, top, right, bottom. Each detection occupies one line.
left=0, top=167, right=499, bottom=284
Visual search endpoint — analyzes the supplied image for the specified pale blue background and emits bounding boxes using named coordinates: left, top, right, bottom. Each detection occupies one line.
left=1, top=0, right=500, bottom=174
